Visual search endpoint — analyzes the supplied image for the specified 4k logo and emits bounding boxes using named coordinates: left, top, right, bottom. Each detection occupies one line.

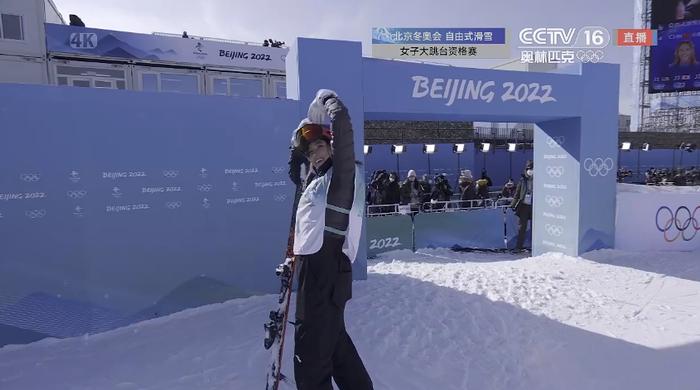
left=70, top=33, right=97, bottom=49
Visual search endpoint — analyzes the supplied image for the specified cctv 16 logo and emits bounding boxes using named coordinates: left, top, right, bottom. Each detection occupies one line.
left=519, top=26, right=610, bottom=48
left=70, top=33, right=97, bottom=49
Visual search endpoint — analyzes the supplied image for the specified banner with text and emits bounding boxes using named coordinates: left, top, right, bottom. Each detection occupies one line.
left=372, top=27, right=509, bottom=60
left=45, top=23, right=288, bottom=71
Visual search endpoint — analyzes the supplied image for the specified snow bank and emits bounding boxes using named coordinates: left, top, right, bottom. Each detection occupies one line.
left=1, top=249, right=699, bottom=390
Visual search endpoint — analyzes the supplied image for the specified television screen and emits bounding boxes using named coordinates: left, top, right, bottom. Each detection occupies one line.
left=649, top=22, right=700, bottom=92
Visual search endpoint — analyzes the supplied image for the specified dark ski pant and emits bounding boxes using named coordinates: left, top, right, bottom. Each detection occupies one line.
left=516, top=203, right=532, bottom=250
left=294, top=236, right=373, bottom=390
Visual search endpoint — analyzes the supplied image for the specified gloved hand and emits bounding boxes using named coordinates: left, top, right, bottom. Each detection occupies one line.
left=288, top=146, right=307, bottom=187
left=307, top=89, right=338, bottom=124
left=323, top=95, right=347, bottom=119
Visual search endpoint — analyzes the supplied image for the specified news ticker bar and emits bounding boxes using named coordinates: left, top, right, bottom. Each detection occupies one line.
left=371, top=44, right=510, bottom=60
left=372, top=28, right=506, bottom=45
left=372, top=27, right=658, bottom=61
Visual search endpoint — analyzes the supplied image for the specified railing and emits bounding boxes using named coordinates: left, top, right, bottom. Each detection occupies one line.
left=473, top=126, right=534, bottom=141
left=421, top=198, right=513, bottom=212
left=366, top=204, right=401, bottom=216
left=366, top=197, right=514, bottom=217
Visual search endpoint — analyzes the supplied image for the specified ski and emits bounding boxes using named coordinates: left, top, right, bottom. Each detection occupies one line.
left=264, top=179, right=304, bottom=390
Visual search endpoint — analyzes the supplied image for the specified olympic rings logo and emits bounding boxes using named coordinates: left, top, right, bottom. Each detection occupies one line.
left=20, top=173, right=41, bottom=182
left=66, top=190, right=88, bottom=199
left=165, top=201, right=182, bottom=209
left=545, top=195, right=564, bottom=208
left=546, top=136, right=565, bottom=148
left=272, top=167, right=285, bottom=174
left=655, top=206, right=700, bottom=242
left=274, top=194, right=287, bottom=202
left=163, top=170, right=179, bottom=178
left=546, top=166, right=565, bottom=178
left=25, top=209, right=47, bottom=219
left=197, top=184, right=213, bottom=192
left=545, top=223, right=564, bottom=237
left=583, top=157, right=614, bottom=177
left=576, top=50, right=605, bottom=63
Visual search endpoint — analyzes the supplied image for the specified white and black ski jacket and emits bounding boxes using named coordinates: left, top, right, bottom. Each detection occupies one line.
left=293, top=104, right=364, bottom=262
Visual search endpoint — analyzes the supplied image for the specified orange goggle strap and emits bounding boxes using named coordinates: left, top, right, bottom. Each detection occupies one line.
left=301, top=123, right=332, bottom=142
left=294, top=124, right=332, bottom=150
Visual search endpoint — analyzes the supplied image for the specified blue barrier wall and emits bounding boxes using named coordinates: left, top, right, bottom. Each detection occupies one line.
left=0, top=84, right=301, bottom=344
left=365, top=215, right=414, bottom=257
left=366, top=209, right=530, bottom=255
left=414, top=208, right=528, bottom=250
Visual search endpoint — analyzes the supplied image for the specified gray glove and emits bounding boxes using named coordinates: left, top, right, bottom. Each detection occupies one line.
left=323, top=95, right=347, bottom=119
left=307, top=89, right=337, bottom=124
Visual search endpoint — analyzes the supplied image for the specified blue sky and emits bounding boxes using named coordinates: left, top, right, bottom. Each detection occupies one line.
left=52, top=0, right=639, bottom=119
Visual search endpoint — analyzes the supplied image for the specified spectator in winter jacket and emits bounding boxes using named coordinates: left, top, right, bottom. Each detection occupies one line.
left=288, top=90, right=373, bottom=390
left=480, top=170, right=493, bottom=187
left=458, top=170, right=477, bottom=208
left=476, top=178, right=490, bottom=200
left=501, top=179, right=516, bottom=198
left=369, top=170, right=389, bottom=206
left=384, top=172, right=401, bottom=207
left=431, top=173, right=453, bottom=208
left=400, top=169, right=423, bottom=208
left=510, top=160, right=534, bottom=251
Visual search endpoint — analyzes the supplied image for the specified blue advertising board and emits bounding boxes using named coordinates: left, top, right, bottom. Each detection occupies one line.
left=366, top=215, right=414, bottom=257
left=0, top=84, right=299, bottom=344
left=45, top=23, right=288, bottom=71
left=414, top=208, right=517, bottom=250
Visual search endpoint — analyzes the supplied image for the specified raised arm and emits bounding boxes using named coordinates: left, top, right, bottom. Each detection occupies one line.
left=309, top=90, right=356, bottom=237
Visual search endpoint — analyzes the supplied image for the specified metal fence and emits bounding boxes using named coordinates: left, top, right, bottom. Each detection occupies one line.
left=367, top=197, right=514, bottom=217
left=473, top=127, right=534, bottom=141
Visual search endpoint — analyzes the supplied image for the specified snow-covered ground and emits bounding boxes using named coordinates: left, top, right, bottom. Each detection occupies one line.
left=1, top=248, right=700, bottom=390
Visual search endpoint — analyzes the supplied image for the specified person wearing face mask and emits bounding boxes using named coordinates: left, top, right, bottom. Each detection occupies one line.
left=510, top=161, right=534, bottom=252
left=289, top=89, right=373, bottom=390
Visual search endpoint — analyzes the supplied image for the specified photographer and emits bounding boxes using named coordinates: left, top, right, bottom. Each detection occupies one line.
left=430, top=173, right=453, bottom=209
left=369, top=170, right=389, bottom=207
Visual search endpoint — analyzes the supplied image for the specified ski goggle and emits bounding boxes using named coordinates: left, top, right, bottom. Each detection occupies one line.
left=293, top=123, right=332, bottom=150
left=300, top=123, right=332, bottom=142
